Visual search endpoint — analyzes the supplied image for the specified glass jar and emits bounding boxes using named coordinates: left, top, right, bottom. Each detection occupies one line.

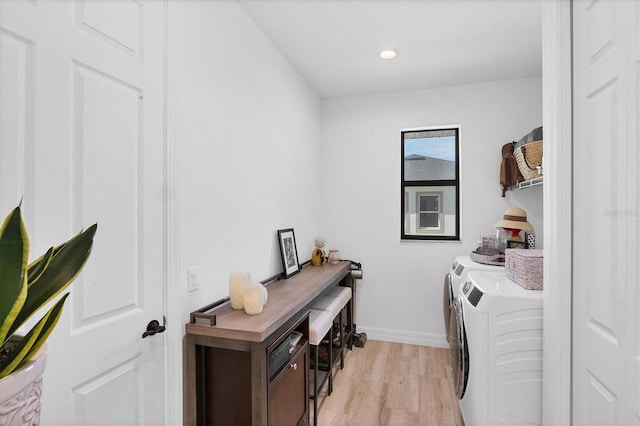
left=328, top=249, right=340, bottom=264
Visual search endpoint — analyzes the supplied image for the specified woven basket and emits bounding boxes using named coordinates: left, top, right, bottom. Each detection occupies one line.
left=514, top=140, right=543, bottom=181
left=505, top=249, right=543, bottom=290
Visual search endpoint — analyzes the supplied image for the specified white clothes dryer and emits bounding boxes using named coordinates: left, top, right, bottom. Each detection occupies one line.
left=443, top=256, right=503, bottom=343
left=450, top=270, right=543, bottom=426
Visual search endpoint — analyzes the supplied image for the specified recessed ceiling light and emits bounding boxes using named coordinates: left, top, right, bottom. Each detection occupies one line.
left=379, top=49, right=398, bottom=60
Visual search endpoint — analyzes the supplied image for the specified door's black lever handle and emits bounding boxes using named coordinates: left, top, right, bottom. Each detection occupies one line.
left=142, top=317, right=166, bottom=338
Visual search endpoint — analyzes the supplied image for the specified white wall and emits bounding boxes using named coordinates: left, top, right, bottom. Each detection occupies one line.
left=170, top=1, right=321, bottom=320
left=167, top=7, right=322, bottom=419
left=319, top=78, right=542, bottom=346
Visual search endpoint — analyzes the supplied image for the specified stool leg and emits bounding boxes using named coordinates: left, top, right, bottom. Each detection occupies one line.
left=339, top=309, right=345, bottom=369
left=313, top=344, right=318, bottom=426
left=328, top=337, right=333, bottom=395
left=347, top=295, right=354, bottom=350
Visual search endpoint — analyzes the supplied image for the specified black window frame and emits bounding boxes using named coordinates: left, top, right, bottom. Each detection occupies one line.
left=401, top=126, right=461, bottom=241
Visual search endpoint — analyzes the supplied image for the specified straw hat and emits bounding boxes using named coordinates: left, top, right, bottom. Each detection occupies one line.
left=495, top=207, right=533, bottom=231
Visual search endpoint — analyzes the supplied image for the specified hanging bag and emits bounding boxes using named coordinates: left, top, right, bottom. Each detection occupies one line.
left=500, top=142, right=524, bottom=197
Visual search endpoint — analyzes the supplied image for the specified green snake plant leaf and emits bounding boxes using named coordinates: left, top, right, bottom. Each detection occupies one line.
left=27, top=246, right=55, bottom=285
left=0, top=293, right=69, bottom=379
left=7, top=223, right=97, bottom=338
left=0, top=207, right=29, bottom=346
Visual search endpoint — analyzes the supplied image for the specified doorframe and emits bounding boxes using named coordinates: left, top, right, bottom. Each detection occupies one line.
left=164, top=0, right=184, bottom=425
left=157, top=3, right=577, bottom=424
left=541, top=1, right=573, bottom=425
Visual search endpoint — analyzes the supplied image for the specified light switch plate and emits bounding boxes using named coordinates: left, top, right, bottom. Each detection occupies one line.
left=187, top=267, right=199, bottom=292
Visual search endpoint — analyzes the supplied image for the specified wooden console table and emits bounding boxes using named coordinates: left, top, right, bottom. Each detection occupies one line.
left=183, top=261, right=353, bottom=425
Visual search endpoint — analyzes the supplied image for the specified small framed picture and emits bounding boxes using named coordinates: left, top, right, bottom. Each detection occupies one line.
left=277, top=228, right=300, bottom=278
left=507, top=240, right=526, bottom=249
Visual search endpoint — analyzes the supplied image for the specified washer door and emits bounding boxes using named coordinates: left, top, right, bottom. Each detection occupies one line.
left=449, top=296, right=469, bottom=399
left=443, top=272, right=454, bottom=343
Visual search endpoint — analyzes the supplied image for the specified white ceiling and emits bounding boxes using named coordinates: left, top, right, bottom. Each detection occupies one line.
left=237, top=0, right=542, bottom=99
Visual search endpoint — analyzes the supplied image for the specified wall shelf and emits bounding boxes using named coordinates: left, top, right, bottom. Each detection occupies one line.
left=513, top=176, right=543, bottom=190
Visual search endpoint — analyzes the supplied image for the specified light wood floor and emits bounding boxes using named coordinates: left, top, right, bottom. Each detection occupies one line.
left=313, top=340, right=464, bottom=426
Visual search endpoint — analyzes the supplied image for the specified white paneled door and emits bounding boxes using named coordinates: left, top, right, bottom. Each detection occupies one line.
left=0, top=1, right=166, bottom=424
left=572, top=0, right=640, bottom=424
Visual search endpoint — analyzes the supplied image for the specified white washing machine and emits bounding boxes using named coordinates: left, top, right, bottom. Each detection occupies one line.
left=450, top=270, right=543, bottom=426
left=443, top=256, right=504, bottom=343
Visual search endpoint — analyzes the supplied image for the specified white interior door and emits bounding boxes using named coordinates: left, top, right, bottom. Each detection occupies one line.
left=0, top=1, right=166, bottom=424
left=572, top=0, right=640, bottom=424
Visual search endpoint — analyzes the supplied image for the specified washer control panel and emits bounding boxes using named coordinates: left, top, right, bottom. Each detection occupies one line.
left=463, top=280, right=484, bottom=307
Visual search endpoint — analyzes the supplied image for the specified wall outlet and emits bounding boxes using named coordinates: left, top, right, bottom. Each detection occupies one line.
left=187, top=267, right=199, bottom=292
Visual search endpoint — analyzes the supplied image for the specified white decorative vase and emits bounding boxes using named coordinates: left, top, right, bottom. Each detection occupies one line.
left=0, top=343, right=48, bottom=426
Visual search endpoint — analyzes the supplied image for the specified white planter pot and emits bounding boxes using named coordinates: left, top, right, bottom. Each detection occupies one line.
left=0, top=344, right=48, bottom=426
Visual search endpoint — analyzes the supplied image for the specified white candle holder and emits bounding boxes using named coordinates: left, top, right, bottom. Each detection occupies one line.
left=229, top=272, right=250, bottom=310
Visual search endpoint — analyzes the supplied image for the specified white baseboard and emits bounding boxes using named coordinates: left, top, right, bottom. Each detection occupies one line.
left=356, top=326, right=449, bottom=349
